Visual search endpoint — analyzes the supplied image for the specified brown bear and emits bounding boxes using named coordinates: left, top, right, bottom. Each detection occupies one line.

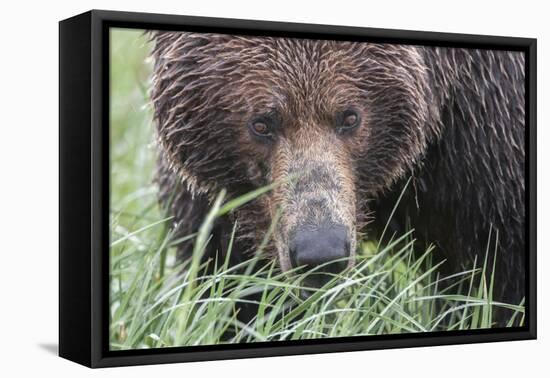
left=150, top=31, right=526, bottom=318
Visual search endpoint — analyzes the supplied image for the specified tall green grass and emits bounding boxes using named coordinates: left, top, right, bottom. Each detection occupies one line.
left=109, top=29, right=524, bottom=351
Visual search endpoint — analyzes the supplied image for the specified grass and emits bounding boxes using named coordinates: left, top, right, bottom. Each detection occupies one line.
left=109, top=29, right=524, bottom=351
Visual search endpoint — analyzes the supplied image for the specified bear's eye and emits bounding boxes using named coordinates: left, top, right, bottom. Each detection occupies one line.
left=251, top=121, right=270, bottom=136
left=336, top=109, right=361, bottom=134
left=248, top=114, right=279, bottom=141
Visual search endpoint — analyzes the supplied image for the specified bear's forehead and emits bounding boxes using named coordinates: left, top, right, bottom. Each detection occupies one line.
left=158, top=32, right=419, bottom=78
left=160, top=32, right=373, bottom=78
left=155, top=31, right=421, bottom=117
left=218, top=37, right=372, bottom=113
left=230, top=36, right=369, bottom=77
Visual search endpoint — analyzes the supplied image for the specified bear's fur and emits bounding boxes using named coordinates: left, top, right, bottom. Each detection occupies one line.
left=150, top=32, right=526, bottom=315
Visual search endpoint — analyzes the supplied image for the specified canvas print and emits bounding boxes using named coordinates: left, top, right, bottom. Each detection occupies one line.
left=109, top=27, right=526, bottom=351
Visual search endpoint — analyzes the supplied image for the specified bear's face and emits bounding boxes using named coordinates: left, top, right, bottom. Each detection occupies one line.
left=152, top=32, right=435, bottom=285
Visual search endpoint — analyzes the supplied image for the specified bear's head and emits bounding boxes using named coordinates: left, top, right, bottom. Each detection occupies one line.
left=151, top=32, right=437, bottom=286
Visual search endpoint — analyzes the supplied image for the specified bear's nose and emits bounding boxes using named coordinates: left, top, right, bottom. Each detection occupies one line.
left=290, top=224, right=350, bottom=287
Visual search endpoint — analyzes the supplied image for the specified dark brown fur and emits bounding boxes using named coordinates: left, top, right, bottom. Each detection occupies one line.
left=150, top=32, right=525, bottom=317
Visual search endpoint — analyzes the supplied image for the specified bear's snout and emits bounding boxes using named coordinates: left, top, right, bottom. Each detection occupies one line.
left=290, top=224, right=350, bottom=288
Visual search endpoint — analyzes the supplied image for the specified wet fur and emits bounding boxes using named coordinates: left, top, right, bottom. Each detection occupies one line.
left=151, top=32, right=525, bottom=315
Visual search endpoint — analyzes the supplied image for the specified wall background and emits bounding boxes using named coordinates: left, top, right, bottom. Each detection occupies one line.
left=0, top=0, right=546, bottom=376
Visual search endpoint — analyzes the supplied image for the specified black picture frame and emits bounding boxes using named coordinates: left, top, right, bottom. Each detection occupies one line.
left=59, top=9, right=537, bottom=368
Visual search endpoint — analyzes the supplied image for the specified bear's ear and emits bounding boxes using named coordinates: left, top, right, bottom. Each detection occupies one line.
left=150, top=34, right=242, bottom=200
left=149, top=31, right=247, bottom=91
left=150, top=31, right=241, bottom=59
